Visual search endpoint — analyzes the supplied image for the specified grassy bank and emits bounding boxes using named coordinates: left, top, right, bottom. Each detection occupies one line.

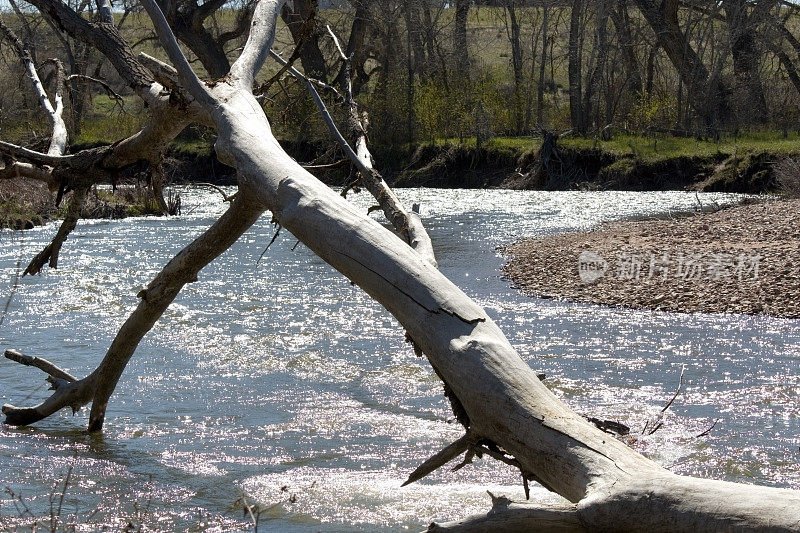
left=390, top=132, right=800, bottom=193
left=106, top=130, right=800, bottom=193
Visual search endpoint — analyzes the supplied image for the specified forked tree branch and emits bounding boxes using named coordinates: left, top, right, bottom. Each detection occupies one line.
left=85, top=194, right=264, bottom=431
left=3, top=195, right=265, bottom=429
left=228, top=0, right=286, bottom=88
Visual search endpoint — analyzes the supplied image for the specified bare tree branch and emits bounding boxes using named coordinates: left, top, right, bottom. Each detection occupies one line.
left=228, top=0, right=285, bottom=88
left=139, top=0, right=216, bottom=107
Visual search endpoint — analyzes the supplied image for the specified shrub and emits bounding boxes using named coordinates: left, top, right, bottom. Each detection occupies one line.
left=774, top=157, right=800, bottom=197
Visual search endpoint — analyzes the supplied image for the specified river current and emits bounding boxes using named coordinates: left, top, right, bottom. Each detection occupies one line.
left=0, top=188, right=798, bottom=531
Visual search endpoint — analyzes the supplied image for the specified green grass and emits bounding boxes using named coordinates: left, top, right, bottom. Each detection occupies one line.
left=421, top=132, right=800, bottom=165
left=561, top=132, right=800, bottom=162
left=426, top=136, right=541, bottom=151
left=73, top=95, right=147, bottom=146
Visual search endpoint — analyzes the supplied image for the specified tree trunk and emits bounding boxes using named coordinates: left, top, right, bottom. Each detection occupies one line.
left=568, top=0, right=586, bottom=133
left=536, top=3, right=548, bottom=127
left=453, top=0, right=470, bottom=78
left=610, top=0, right=642, bottom=96
left=505, top=1, right=525, bottom=135
left=633, top=0, right=730, bottom=128
left=190, top=5, right=800, bottom=529
left=404, top=0, right=417, bottom=142
left=334, top=1, right=372, bottom=96
left=722, top=0, right=768, bottom=124
left=172, top=21, right=231, bottom=79
left=280, top=0, right=327, bottom=81
left=584, top=0, right=610, bottom=130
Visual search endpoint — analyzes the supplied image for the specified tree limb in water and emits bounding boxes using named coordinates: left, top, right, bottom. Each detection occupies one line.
left=3, top=1, right=799, bottom=530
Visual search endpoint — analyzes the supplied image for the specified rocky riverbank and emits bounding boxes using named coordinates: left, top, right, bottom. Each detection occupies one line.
left=502, top=198, right=800, bottom=318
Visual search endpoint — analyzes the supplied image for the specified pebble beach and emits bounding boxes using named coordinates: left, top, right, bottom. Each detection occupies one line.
left=502, top=198, right=800, bottom=318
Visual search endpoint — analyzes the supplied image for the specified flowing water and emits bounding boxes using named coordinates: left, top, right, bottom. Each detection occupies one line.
left=0, top=188, right=798, bottom=531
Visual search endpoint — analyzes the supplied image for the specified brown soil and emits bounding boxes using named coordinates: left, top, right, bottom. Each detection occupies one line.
left=502, top=198, right=800, bottom=318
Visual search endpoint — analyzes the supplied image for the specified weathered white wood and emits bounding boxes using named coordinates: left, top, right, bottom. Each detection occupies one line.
left=0, top=161, right=59, bottom=188
left=328, top=27, right=437, bottom=267
left=4, top=1, right=800, bottom=530
left=199, top=4, right=800, bottom=530
left=428, top=497, right=583, bottom=533
left=0, top=16, right=67, bottom=157
left=227, top=0, right=283, bottom=89
left=402, top=434, right=470, bottom=487
left=138, top=52, right=180, bottom=88
left=4, top=349, right=77, bottom=382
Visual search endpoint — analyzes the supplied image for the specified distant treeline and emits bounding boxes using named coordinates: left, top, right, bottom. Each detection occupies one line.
left=2, top=0, right=800, bottom=149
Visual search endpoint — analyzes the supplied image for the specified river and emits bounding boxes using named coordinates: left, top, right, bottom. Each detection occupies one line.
left=0, top=188, right=798, bottom=531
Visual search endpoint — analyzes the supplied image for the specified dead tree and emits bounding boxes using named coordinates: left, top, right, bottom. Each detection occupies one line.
left=0, top=0, right=205, bottom=271
left=2, top=1, right=800, bottom=531
left=0, top=14, right=78, bottom=274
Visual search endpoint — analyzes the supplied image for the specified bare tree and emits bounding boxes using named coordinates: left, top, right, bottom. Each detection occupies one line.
left=568, top=0, right=586, bottom=133
left=453, top=0, right=470, bottom=78
left=722, top=0, right=769, bottom=124
left=3, top=1, right=800, bottom=530
left=281, top=0, right=328, bottom=80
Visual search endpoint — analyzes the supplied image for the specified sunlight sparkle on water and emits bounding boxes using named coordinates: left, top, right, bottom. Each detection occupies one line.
left=1, top=188, right=797, bottom=530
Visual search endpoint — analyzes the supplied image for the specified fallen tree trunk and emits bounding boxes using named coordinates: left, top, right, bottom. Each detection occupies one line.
left=3, top=0, right=800, bottom=530
left=152, top=2, right=800, bottom=529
